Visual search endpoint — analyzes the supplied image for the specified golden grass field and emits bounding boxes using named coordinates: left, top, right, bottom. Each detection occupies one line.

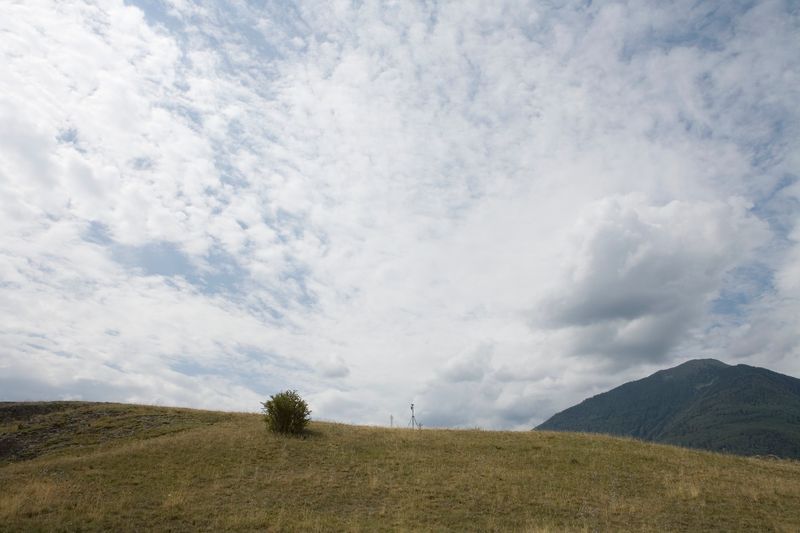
left=1, top=402, right=799, bottom=531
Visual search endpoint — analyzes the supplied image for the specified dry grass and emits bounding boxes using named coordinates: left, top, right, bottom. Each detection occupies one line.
left=1, top=403, right=799, bottom=531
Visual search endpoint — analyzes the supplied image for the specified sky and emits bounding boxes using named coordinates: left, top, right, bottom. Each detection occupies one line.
left=1, top=0, right=798, bottom=429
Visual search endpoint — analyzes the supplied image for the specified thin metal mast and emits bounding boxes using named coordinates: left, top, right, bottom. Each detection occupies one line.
left=409, top=403, right=418, bottom=429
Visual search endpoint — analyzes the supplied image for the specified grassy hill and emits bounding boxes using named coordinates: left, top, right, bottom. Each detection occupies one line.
left=2, top=402, right=800, bottom=531
left=537, top=359, right=800, bottom=459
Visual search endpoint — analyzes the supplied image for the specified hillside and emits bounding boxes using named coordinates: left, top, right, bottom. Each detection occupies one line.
left=2, top=402, right=799, bottom=531
left=537, top=359, right=800, bottom=459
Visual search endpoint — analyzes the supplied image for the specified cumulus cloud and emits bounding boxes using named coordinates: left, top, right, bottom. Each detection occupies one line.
left=1, top=0, right=798, bottom=428
left=538, top=195, right=768, bottom=363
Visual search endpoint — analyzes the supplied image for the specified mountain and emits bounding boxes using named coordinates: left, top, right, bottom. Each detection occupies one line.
left=537, top=359, right=800, bottom=459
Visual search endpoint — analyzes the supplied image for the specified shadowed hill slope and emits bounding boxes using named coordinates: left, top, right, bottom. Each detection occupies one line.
left=537, top=359, right=800, bottom=459
left=1, top=401, right=800, bottom=531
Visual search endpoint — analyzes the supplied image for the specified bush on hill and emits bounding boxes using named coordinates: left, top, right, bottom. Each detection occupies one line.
left=261, top=390, right=311, bottom=435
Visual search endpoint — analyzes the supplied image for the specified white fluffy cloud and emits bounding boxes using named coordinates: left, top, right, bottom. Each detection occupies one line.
left=1, top=0, right=798, bottom=428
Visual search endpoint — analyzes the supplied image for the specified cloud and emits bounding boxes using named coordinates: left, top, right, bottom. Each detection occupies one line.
left=440, top=344, right=493, bottom=383
left=319, top=354, right=350, bottom=379
left=537, top=195, right=768, bottom=363
left=1, top=0, right=798, bottom=428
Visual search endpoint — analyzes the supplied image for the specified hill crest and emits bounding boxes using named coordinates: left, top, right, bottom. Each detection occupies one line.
left=1, top=401, right=800, bottom=531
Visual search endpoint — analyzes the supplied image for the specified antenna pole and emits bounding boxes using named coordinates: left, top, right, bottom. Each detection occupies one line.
left=409, top=403, right=418, bottom=429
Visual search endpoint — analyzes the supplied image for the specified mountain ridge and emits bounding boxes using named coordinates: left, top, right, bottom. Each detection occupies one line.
left=537, top=358, right=800, bottom=458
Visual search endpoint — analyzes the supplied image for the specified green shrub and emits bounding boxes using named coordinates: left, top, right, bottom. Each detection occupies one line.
left=262, top=390, right=311, bottom=435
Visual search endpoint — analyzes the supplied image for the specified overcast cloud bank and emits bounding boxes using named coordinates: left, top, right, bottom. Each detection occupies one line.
left=1, top=0, right=798, bottom=428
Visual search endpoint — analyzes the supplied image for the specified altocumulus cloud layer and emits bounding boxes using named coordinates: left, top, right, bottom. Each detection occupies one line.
left=1, top=0, right=798, bottom=428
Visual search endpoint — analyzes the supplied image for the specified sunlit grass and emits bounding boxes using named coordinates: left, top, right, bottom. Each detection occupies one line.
left=1, top=402, right=799, bottom=531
